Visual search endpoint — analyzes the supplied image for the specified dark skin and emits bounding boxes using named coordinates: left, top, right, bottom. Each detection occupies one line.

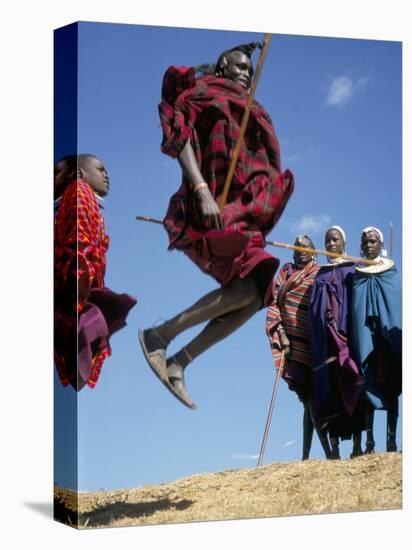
left=178, top=51, right=253, bottom=230
left=141, top=51, right=266, bottom=408
left=325, top=228, right=345, bottom=256
left=78, top=156, right=110, bottom=197
left=54, top=155, right=110, bottom=198
left=54, top=158, right=76, bottom=199
left=361, top=231, right=381, bottom=260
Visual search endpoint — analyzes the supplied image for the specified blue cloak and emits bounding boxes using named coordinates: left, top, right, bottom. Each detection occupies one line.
left=351, top=265, right=402, bottom=409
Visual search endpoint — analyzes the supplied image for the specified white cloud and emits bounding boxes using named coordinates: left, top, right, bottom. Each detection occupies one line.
left=326, top=75, right=369, bottom=107
left=232, top=453, right=259, bottom=460
left=282, top=440, right=296, bottom=448
left=291, top=214, right=331, bottom=235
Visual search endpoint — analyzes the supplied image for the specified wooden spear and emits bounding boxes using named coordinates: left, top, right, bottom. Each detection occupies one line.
left=135, top=216, right=378, bottom=265
left=265, top=239, right=378, bottom=266
left=389, top=222, right=394, bottom=258
left=219, top=33, right=272, bottom=212
left=257, top=349, right=286, bottom=467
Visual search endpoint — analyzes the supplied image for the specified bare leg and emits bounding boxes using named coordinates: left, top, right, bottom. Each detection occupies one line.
left=143, top=276, right=259, bottom=353
left=302, top=403, right=314, bottom=460
left=139, top=276, right=262, bottom=409
left=350, top=431, right=363, bottom=458
left=387, top=397, right=399, bottom=452
left=365, top=402, right=375, bottom=454
left=172, top=294, right=262, bottom=367
left=330, top=437, right=340, bottom=459
left=306, top=403, right=331, bottom=459
left=163, top=295, right=261, bottom=406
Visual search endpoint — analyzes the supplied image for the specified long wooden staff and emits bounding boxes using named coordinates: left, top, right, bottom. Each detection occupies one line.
left=135, top=216, right=378, bottom=265
left=389, top=222, right=394, bottom=258
left=257, top=350, right=286, bottom=467
left=265, top=239, right=378, bottom=266
left=219, top=33, right=272, bottom=212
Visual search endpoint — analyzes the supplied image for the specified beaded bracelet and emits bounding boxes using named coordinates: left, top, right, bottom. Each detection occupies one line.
left=193, top=182, right=208, bottom=192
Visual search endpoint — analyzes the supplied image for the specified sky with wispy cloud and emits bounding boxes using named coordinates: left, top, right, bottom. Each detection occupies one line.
left=54, top=26, right=402, bottom=491
left=291, top=214, right=332, bottom=236
left=233, top=453, right=260, bottom=460
left=326, top=74, right=369, bottom=106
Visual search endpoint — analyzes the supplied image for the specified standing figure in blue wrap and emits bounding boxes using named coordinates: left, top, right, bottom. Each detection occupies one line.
left=309, top=226, right=365, bottom=459
left=351, top=227, right=402, bottom=453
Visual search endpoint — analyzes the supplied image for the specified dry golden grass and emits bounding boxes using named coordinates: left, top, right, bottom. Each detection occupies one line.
left=54, top=451, right=401, bottom=529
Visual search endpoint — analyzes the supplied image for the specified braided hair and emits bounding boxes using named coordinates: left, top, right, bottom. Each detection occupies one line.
left=195, top=41, right=262, bottom=76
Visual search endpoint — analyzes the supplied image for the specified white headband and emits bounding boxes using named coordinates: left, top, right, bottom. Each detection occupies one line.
left=328, top=225, right=346, bottom=245
left=361, top=226, right=387, bottom=257
left=326, top=225, right=347, bottom=264
left=362, top=226, right=383, bottom=243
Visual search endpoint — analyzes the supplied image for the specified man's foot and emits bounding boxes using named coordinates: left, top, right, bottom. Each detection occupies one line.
left=166, top=357, right=196, bottom=410
left=387, top=436, right=397, bottom=452
left=138, top=328, right=168, bottom=383
left=350, top=445, right=363, bottom=459
left=350, top=433, right=363, bottom=458
left=330, top=442, right=341, bottom=460
left=317, top=435, right=332, bottom=459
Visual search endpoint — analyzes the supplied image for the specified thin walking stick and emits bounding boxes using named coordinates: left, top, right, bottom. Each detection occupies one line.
left=389, top=222, right=394, bottom=258
left=135, top=216, right=378, bottom=265
left=219, top=33, right=272, bottom=212
left=265, top=239, right=378, bottom=266
left=257, top=350, right=286, bottom=467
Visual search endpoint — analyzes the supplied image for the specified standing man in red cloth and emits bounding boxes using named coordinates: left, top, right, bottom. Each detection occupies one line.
left=139, top=43, right=294, bottom=409
left=54, top=154, right=137, bottom=391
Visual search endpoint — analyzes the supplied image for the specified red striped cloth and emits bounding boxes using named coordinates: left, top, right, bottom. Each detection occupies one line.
left=54, top=179, right=111, bottom=388
left=266, top=261, right=319, bottom=370
left=159, top=66, right=294, bottom=305
left=54, top=179, right=109, bottom=311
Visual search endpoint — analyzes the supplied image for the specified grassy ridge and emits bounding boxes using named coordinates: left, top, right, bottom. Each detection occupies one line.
left=54, top=452, right=401, bottom=529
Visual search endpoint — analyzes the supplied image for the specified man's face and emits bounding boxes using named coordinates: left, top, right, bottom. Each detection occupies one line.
left=221, top=51, right=253, bottom=89
left=293, top=237, right=314, bottom=267
left=361, top=231, right=381, bottom=260
left=80, top=157, right=110, bottom=197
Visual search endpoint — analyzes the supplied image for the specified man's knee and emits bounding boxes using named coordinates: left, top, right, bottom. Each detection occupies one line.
left=229, top=276, right=258, bottom=307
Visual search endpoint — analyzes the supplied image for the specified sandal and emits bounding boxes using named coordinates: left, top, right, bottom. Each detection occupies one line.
left=166, top=358, right=196, bottom=410
left=138, top=328, right=168, bottom=384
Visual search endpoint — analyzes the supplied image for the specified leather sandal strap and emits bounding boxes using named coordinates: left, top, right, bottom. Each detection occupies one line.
left=151, top=326, right=168, bottom=347
left=167, top=363, right=183, bottom=381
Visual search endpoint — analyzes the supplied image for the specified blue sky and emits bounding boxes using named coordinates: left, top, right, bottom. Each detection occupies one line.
left=54, top=22, right=402, bottom=491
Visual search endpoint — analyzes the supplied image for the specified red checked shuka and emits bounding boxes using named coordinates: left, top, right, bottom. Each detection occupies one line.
left=54, top=179, right=111, bottom=388
left=159, top=66, right=294, bottom=306
left=54, top=179, right=109, bottom=311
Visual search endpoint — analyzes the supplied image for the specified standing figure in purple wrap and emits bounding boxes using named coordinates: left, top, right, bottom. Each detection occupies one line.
left=139, top=42, right=294, bottom=409
left=351, top=227, right=402, bottom=453
left=54, top=154, right=137, bottom=390
left=309, top=226, right=365, bottom=459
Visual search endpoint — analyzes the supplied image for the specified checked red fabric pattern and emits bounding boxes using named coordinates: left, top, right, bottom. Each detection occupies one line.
left=54, top=179, right=109, bottom=311
left=54, top=179, right=111, bottom=388
left=159, top=66, right=294, bottom=305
